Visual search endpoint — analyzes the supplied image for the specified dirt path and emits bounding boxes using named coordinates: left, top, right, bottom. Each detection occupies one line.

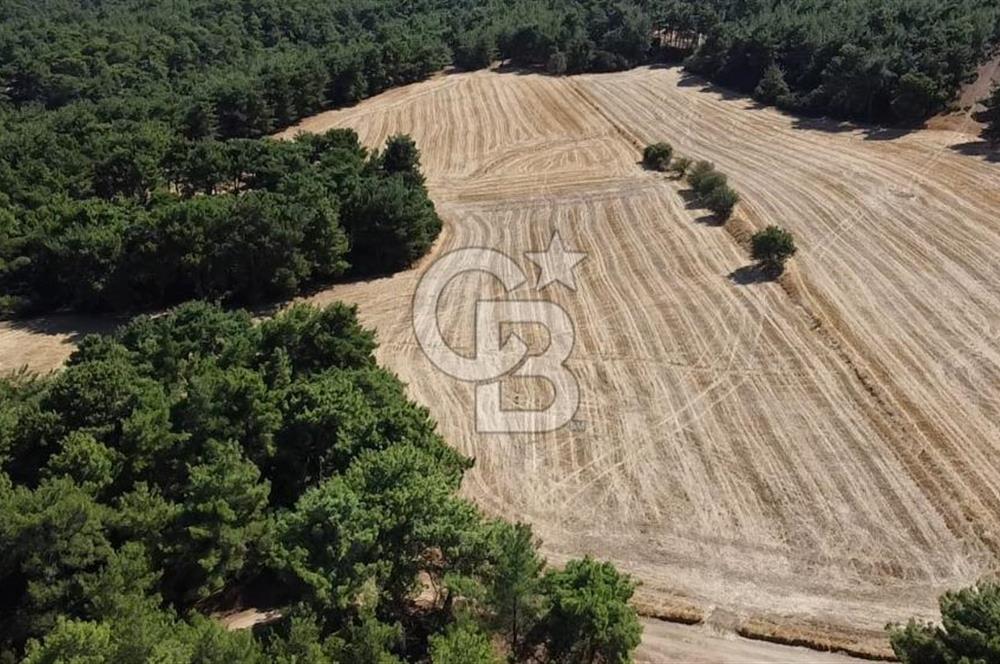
left=5, top=66, right=1000, bottom=657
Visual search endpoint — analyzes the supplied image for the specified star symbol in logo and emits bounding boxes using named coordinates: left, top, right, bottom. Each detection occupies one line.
left=525, top=232, right=587, bottom=291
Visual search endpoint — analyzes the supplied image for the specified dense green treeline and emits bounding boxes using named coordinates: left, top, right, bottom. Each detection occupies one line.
left=0, top=301, right=642, bottom=662
left=3, top=0, right=999, bottom=317
left=659, top=0, right=1000, bottom=123
left=0, top=0, right=657, bottom=316
left=2, top=129, right=439, bottom=312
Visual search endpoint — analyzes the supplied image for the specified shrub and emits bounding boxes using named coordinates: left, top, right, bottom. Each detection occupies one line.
left=751, top=226, right=796, bottom=274
left=642, top=142, right=673, bottom=171
left=692, top=170, right=727, bottom=197
left=686, top=160, right=716, bottom=190
left=669, top=156, right=692, bottom=176
left=703, top=185, right=740, bottom=219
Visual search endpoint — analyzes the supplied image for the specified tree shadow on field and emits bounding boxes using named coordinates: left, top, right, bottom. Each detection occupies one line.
left=677, top=71, right=748, bottom=102
left=728, top=264, right=773, bottom=286
left=676, top=189, right=725, bottom=225
left=4, top=312, right=125, bottom=347
left=950, top=140, right=1000, bottom=163
left=647, top=62, right=683, bottom=72
left=791, top=114, right=922, bottom=141
left=678, top=188, right=701, bottom=209
left=864, top=126, right=917, bottom=141
left=494, top=62, right=546, bottom=76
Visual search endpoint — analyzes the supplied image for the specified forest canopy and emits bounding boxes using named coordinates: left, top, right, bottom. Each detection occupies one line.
left=0, top=301, right=642, bottom=662
left=658, top=0, right=1000, bottom=123
left=3, top=0, right=996, bottom=316
left=0, top=0, right=658, bottom=316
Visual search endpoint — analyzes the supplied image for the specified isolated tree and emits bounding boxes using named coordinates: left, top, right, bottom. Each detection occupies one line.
left=751, top=226, right=796, bottom=275
left=534, top=557, right=641, bottom=664
left=889, top=583, right=1000, bottom=663
left=754, top=64, right=790, bottom=105
left=641, top=143, right=674, bottom=171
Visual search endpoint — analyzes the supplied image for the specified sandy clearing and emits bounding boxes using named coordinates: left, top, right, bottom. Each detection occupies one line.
left=5, top=66, right=1000, bottom=657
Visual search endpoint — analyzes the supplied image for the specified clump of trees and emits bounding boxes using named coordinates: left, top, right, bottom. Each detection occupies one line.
left=751, top=226, right=797, bottom=275
left=1, top=301, right=642, bottom=662
left=660, top=0, right=1000, bottom=123
left=0, top=129, right=440, bottom=315
left=687, top=161, right=740, bottom=219
left=485, top=2, right=655, bottom=75
left=889, top=583, right=1000, bottom=663
left=0, top=0, right=662, bottom=318
left=642, top=143, right=674, bottom=171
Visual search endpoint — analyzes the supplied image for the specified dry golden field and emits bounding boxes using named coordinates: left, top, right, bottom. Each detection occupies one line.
left=5, top=66, right=1000, bottom=658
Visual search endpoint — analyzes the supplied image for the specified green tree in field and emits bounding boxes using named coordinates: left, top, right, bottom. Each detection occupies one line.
left=889, top=583, right=1000, bottom=663
left=642, top=143, right=674, bottom=171
left=703, top=185, right=740, bottom=220
left=534, top=557, right=642, bottom=664
left=691, top=169, right=727, bottom=197
left=751, top=226, right=797, bottom=275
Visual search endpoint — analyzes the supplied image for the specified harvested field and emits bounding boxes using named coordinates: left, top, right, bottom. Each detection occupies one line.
left=5, top=66, right=1000, bottom=656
